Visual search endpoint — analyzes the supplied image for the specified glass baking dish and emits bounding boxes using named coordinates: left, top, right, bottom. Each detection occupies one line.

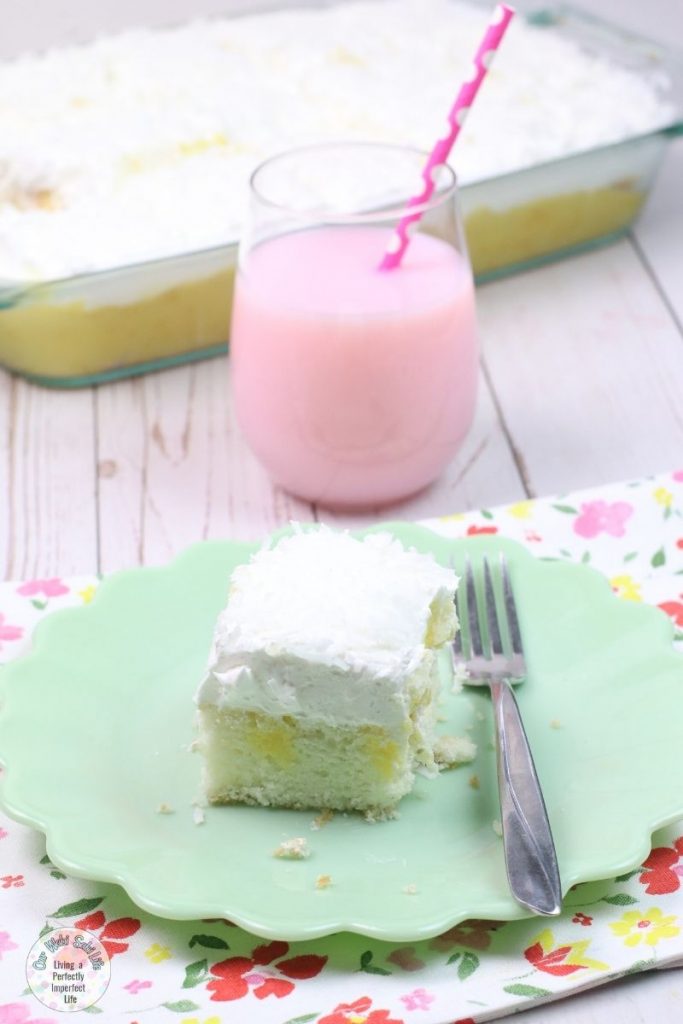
left=1, top=3, right=681, bottom=388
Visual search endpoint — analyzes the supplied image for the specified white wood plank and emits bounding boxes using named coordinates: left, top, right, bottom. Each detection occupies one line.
left=1, top=378, right=97, bottom=579
left=478, top=238, right=683, bottom=498
left=95, top=377, right=147, bottom=575
left=97, top=357, right=315, bottom=573
left=633, top=138, right=683, bottom=330
left=320, top=371, right=525, bottom=529
left=571, top=0, right=683, bottom=44
left=0, top=0, right=322, bottom=58
left=4, top=0, right=682, bottom=59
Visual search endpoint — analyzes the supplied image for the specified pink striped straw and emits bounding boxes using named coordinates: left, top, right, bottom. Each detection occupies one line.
left=380, top=3, right=515, bottom=271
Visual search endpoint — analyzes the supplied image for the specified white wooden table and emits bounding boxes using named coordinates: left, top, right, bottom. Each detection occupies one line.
left=1, top=0, right=682, bottom=1018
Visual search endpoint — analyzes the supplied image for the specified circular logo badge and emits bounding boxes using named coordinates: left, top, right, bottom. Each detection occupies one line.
left=26, top=928, right=110, bottom=1013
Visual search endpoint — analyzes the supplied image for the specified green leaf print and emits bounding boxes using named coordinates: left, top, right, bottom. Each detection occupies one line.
left=163, top=1001, right=201, bottom=1013
left=188, top=933, right=230, bottom=950
left=623, top=958, right=656, bottom=976
left=480, top=509, right=493, bottom=520
left=82, top=1006, right=103, bottom=1014
left=614, top=868, right=643, bottom=883
left=282, top=1016, right=320, bottom=1024
left=503, top=984, right=551, bottom=998
left=51, top=896, right=104, bottom=919
left=359, top=950, right=391, bottom=975
left=182, top=958, right=209, bottom=988
left=446, top=952, right=461, bottom=966
left=458, top=950, right=480, bottom=981
left=552, top=505, right=578, bottom=514
left=651, top=548, right=666, bottom=568
left=602, top=893, right=638, bottom=906
left=39, top=853, right=67, bottom=879
left=623, top=552, right=638, bottom=563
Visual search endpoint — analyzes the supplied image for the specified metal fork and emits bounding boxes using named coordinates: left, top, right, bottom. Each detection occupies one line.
left=453, top=554, right=562, bottom=916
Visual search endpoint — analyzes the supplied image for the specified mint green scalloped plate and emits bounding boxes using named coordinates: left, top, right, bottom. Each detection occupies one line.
left=1, top=525, right=682, bottom=941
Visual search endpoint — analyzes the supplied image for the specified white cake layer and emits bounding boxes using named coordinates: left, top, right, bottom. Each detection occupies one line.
left=0, top=0, right=674, bottom=280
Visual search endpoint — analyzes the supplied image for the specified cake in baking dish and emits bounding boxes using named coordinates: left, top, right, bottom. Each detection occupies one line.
left=0, top=0, right=673, bottom=282
left=195, top=528, right=459, bottom=812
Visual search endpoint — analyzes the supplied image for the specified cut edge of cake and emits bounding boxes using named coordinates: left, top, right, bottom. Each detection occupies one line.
left=194, top=528, right=459, bottom=813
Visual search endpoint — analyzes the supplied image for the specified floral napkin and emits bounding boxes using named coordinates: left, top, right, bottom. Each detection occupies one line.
left=1, top=469, right=683, bottom=1024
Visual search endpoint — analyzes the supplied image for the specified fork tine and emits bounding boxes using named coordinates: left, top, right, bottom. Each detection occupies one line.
left=465, top=557, right=484, bottom=657
left=500, top=554, right=523, bottom=655
left=483, top=557, right=504, bottom=655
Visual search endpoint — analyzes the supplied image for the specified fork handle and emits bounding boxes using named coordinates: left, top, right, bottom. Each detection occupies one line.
left=490, top=679, right=562, bottom=916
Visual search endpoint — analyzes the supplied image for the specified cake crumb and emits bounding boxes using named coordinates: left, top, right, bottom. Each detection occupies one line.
left=402, top=883, right=418, bottom=895
left=156, top=802, right=174, bottom=814
left=273, top=837, right=310, bottom=860
left=434, top=734, right=477, bottom=768
left=187, top=738, right=200, bottom=753
left=451, top=662, right=469, bottom=693
left=436, top=714, right=448, bottom=723
left=311, top=809, right=334, bottom=831
left=550, top=718, right=562, bottom=729
left=468, top=774, right=480, bottom=790
left=192, top=805, right=205, bottom=826
left=492, top=819, right=503, bottom=837
left=315, top=874, right=332, bottom=889
left=364, top=807, right=399, bottom=824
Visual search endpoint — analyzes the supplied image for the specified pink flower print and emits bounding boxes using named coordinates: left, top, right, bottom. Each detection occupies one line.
left=0, top=829, right=7, bottom=840
left=0, top=616, right=22, bottom=649
left=17, top=579, right=69, bottom=599
left=123, top=979, right=152, bottom=995
left=400, top=988, right=435, bottom=1011
left=573, top=501, right=633, bottom=539
left=0, top=932, right=18, bottom=959
left=672, top=470, right=683, bottom=482
left=0, top=1004, right=56, bottom=1024
left=0, top=875, right=24, bottom=888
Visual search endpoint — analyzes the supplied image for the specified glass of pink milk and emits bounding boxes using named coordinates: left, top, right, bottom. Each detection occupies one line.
left=231, top=142, right=478, bottom=509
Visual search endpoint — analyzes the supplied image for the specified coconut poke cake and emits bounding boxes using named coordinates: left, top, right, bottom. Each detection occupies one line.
left=195, top=528, right=459, bottom=812
left=0, top=0, right=677, bottom=383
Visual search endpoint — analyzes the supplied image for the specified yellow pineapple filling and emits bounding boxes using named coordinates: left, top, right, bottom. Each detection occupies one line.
left=241, top=711, right=297, bottom=768
left=466, top=185, right=643, bottom=276
left=424, top=590, right=458, bottom=648
left=0, top=185, right=642, bottom=382
left=0, top=265, right=235, bottom=380
left=362, top=731, right=402, bottom=781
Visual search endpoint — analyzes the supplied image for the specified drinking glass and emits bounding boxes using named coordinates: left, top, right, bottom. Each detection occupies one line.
left=231, top=142, right=478, bottom=509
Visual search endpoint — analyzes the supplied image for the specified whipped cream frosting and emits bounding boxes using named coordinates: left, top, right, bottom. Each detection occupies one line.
left=0, top=0, right=674, bottom=281
left=196, top=527, right=458, bottom=727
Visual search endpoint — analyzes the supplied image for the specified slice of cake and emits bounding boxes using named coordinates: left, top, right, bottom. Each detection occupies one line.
left=195, top=527, right=458, bottom=812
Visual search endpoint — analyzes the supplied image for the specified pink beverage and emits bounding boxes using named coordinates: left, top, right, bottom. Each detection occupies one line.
left=232, top=224, right=477, bottom=509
